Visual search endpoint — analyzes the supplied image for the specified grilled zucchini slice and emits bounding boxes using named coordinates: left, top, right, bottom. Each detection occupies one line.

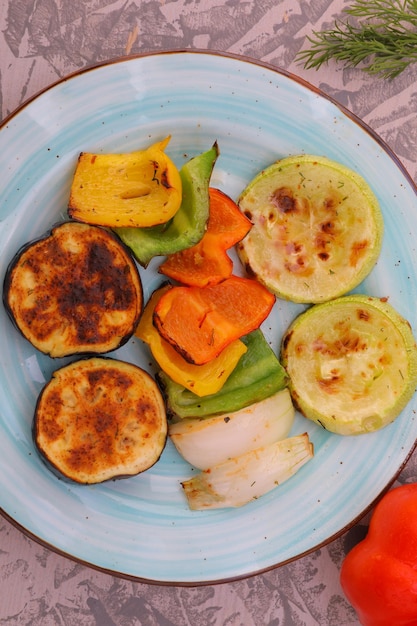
left=33, top=357, right=167, bottom=483
left=3, top=221, right=143, bottom=357
left=237, top=155, right=383, bottom=303
left=281, top=295, right=417, bottom=435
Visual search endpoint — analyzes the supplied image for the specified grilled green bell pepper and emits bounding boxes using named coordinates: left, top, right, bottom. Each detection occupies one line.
left=115, top=143, right=219, bottom=267
left=157, top=328, right=289, bottom=420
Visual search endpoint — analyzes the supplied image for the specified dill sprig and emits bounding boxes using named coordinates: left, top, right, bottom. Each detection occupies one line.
left=297, top=0, right=417, bottom=79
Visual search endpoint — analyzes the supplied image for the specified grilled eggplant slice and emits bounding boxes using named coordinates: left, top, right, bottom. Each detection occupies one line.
left=33, top=357, right=167, bottom=483
left=3, top=221, right=143, bottom=357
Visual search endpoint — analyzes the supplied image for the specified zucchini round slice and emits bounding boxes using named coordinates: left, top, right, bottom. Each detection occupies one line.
left=237, top=155, right=383, bottom=303
left=3, top=221, right=143, bottom=357
left=281, top=295, right=417, bottom=435
left=33, top=357, right=167, bottom=483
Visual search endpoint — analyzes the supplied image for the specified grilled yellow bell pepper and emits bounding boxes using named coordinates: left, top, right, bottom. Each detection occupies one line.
left=68, top=136, right=182, bottom=228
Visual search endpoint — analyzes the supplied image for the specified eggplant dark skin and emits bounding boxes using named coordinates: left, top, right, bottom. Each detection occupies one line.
left=3, top=221, right=143, bottom=358
left=33, top=357, right=168, bottom=484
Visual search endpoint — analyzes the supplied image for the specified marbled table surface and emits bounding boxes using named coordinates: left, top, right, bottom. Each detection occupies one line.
left=1, top=1, right=417, bottom=624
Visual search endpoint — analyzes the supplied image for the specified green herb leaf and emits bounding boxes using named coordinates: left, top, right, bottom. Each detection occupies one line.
left=297, top=0, right=417, bottom=79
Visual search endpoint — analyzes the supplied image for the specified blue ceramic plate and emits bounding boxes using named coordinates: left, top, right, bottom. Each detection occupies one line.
left=1, top=51, right=416, bottom=584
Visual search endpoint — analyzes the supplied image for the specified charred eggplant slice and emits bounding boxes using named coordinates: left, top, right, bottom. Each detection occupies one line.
left=3, top=221, right=143, bottom=357
left=33, top=357, right=167, bottom=483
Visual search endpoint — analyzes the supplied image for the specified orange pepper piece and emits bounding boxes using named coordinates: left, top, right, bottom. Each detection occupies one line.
left=158, top=188, right=252, bottom=287
left=136, top=285, right=247, bottom=397
left=153, top=276, right=275, bottom=365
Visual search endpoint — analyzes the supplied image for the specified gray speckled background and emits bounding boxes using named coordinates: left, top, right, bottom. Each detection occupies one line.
left=1, top=1, right=417, bottom=624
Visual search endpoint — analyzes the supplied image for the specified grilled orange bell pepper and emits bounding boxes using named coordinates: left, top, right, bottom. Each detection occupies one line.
left=340, top=483, right=417, bottom=626
left=135, top=285, right=247, bottom=396
left=159, top=187, right=252, bottom=287
left=153, top=276, right=275, bottom=365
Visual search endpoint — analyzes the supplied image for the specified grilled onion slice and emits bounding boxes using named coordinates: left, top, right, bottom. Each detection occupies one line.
left=3, top=221, right=143, bottom=357
left=181, top=433, right=313, bottom=510
left=33, top=357, right=167, bottom=483
left=169, top=389, right=295, bottom=470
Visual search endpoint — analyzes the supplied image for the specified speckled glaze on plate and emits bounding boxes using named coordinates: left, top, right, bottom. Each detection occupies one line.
left=0, top=51, right=416, bottom=585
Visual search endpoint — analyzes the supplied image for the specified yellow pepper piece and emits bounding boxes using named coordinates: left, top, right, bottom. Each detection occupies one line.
left=136, top=285, right=247, bottom=397
left=68, top=136, right=182, bottom=228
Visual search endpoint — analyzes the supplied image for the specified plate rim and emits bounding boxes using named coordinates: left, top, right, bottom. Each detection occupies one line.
left=2, top=48, right=416, bottom=191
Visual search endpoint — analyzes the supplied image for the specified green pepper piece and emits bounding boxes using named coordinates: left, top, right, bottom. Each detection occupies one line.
left=157, top=329, right=288, bottom=420
left=115, top=142, right=219, bottom=267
